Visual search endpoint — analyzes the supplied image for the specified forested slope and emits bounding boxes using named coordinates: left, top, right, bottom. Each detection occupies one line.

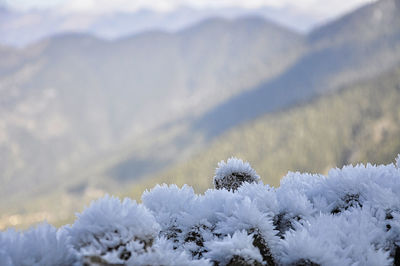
left=134, top=66, right=400, bottom=192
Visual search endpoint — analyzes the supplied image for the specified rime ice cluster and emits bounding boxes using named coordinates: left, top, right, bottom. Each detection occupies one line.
left=214, top=157, right=261, bottom=191
left=1, top=157, right=400, bottom=266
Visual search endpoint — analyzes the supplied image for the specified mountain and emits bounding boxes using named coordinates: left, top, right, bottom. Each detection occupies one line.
left=13, top=53, right=397, bottom=230
left=309, top=0, right=400, bottom=45
left=109, top=0, right=400, bottom=198
left=193, top=0, right=400, bottom=137
left=133, top=64, right=400, bottom=194
left=108, top=0, right=400, bottom=184
left=0, top=6, right=318, bottom=48
left=0, top=16, right=304, bottom=224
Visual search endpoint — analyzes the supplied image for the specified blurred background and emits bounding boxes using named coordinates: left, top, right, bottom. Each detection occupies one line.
left=0, top=0, right=399, bottom=229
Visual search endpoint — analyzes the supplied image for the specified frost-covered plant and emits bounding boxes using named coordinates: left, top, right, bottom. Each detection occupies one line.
left=1, top=155, right=400, bottom=266
left=214, top=157, right=260, bottom=191
left=142, top=185, right=196, bottom=241
left=204, top=230, right=264, bottom=265
left=279, top=208, right=392, bottom=266
left=67, top=195, right=160, bottom=264
left=0, top=223, right=77, bottom=266
left=125, top=237, right=210, bottom=266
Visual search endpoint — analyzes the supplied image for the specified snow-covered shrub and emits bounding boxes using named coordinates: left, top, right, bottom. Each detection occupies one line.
left=1, top=155, right=400, bottom=265
left=279, top=208, right=392, bottom=266
left=67, top=195, right=160, bottom=264
left=125, top=237, right=210, bottom=266
left=204, top=230, right=264, bottom=265
left=141, top=184, right=197, bottom=249
left=212, top=196, right=279, bottom=263
left=274, top=179, right=315, bottom=238
left=213, top=157, right=260, bottom=191
left=0, top=223, right=77, bottom=266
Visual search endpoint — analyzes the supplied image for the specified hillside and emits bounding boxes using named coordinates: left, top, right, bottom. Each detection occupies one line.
left=0, top=17, right=304, bottom=202
left=132, top=65, right=400, bottom=194
left=14, top=64, right=397, bottom=230
left=193, top=0, right=400, bottom=137
left=110, top=0, right=400, bottom=185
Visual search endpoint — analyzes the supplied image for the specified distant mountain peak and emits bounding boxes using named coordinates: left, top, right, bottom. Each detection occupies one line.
left=0, top=4, right=330, bottom=47
left=309, top=0, right=400, bottom=44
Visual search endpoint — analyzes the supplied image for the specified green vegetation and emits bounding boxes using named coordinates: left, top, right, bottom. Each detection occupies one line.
left=130, top=66, right=400, bottom=193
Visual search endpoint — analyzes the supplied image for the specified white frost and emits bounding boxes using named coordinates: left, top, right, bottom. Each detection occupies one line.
left=1, top=155, right=400, bottom=265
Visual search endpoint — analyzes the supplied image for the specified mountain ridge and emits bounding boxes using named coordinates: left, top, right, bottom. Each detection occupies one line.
left=192, top=0, right=400, bottom=138
left=0, top=15, right=304, bottom=207
left=131, top=64, right=400, bottom=194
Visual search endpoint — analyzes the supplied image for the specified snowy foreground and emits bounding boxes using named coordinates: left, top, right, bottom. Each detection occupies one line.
left=1, top=157, right=400, bottom=266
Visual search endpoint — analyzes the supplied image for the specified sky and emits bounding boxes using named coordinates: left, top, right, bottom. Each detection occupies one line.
left=3, top=0, right=377, bottom=17
left=0, top=0, right=378, bottom=47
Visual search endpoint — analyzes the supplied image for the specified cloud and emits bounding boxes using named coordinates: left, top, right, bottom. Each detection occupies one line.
left=61, top=0, right=375, bottom=13
left=4, top=0, right=377, bottom=15
left=3, top=0, right=65, bottom=10
left=2, top=0, right=377, bottom=29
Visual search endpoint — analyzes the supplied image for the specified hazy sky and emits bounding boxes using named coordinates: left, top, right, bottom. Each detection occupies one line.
left=3, top=0, right=377, bottom=17
left=0, top=0, right=378, bottom=45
